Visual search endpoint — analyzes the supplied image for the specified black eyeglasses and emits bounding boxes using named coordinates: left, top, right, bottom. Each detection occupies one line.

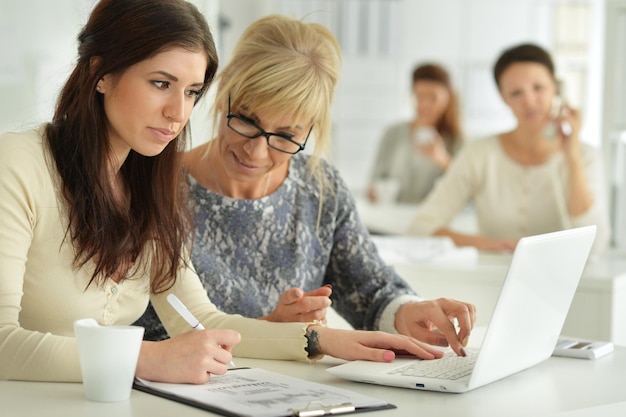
left=226, top=96, right=312, bottom=155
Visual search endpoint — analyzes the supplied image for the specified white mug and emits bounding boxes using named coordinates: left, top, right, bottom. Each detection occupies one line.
left=373, top=178, right=400, bottom=205
left=74, top=318, right=144, bottom=402
left=413, top=126, right=436, bottom=146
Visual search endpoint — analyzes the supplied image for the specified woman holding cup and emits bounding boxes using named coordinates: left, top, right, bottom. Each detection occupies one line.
left=368, top=63, right=464, bottom=204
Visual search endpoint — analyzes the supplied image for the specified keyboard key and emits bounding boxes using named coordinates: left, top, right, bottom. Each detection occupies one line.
left=388, top=350, right=478, bottom=380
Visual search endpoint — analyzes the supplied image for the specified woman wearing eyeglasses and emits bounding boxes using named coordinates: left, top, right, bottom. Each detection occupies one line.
left=135, top=14, right=476, bottom=358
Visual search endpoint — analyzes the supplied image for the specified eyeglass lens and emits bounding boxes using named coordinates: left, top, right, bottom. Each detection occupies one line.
left=227, top=116, right=305, bottom=154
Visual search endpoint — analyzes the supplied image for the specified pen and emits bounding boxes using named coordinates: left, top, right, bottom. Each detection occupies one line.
left=167, top=293, right=236, bottom=367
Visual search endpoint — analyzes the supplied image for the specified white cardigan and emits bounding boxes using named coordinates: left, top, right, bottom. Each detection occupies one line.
left=0, top=128, right=310, bottom=382
left=407, top=136, right=610, bottom=252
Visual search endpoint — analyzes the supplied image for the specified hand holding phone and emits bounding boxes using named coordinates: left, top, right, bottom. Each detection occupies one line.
left=560, top=118, right=573, bottom=137
left=544, top=96, right=573, bottom=140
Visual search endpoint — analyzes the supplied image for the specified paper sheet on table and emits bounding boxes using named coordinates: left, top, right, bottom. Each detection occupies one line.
left=134, top=367, right=394, bottom=417
left=371, top=236, right=478, bottom=264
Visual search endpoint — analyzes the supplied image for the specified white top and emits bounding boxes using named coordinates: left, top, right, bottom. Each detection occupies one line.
left=0, top=127, right=312, bottom=382
left=407, top=136, right=610, bottom=252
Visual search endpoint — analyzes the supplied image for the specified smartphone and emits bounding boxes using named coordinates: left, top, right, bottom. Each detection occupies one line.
left=553, top=338, right=614, bottom=360
left=543, top=96, right=572, bottom=139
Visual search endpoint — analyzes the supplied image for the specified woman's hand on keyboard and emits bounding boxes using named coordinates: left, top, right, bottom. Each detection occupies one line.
left=394, top=298, right=476, bottom=357
left=306, top=326, right=445, bottom=362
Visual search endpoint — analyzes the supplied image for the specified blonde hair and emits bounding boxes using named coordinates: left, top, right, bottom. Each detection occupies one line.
left=210, top=14, right=342, bottom=190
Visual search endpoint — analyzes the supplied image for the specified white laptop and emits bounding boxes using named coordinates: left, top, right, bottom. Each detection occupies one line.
left=327, top=225, right=597, bottom=393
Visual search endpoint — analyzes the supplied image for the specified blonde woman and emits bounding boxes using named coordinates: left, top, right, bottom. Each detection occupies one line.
left=136, top=15, right=476, bottom=358
left=1, top=2, right=468, bottom=384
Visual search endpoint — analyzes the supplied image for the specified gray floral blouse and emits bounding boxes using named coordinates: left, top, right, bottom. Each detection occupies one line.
left=135, top=154, right=418, bottom=340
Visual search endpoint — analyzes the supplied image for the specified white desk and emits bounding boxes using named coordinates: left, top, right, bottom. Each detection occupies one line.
left=3, top=348, right=626, bottom=417
left=392, top=251, right=626, bottom=347
left=355, top=198, right=626, bottom=347
left=354, top=198, right=477, bottom=235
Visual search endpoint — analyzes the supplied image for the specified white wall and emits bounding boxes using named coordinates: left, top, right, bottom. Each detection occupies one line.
left=214, top=0, right=605, bottom=194
left=0, top=0, right=218, bottom=143
left=0, top=0, right=94, bottom=133
left=0, top=0, right=613, bottom=212
left=604, top=0, right=626, bottom=248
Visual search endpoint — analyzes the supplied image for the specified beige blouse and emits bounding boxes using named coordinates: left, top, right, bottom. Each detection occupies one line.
left=0, top=127, right=309, bottom=382
left=407, top=136, right=610, bottom=253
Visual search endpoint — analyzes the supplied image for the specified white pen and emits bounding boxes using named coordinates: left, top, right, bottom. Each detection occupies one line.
left=167, top=293, right=236, bottom=367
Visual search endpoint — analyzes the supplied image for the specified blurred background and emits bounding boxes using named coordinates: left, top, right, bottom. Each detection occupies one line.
left=1, top=0, right=625, bottom=247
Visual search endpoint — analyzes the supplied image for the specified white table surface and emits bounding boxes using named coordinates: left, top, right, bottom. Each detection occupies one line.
left=389, top=250, right=626, bottom=346
left=354, top=198, right=477, bottom=235
left=355, top=197, right=626, bottom=346
left=3, top=346, right=626, bottom=417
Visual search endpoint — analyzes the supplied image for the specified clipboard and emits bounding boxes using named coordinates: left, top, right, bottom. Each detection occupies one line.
left=133, top=367, right=395, bottom=417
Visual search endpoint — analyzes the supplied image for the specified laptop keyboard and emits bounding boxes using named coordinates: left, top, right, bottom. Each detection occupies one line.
left=387, top=350, right=479, bottom=380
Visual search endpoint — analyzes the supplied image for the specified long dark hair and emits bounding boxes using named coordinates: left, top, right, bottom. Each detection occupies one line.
left=412, top=63, right=463, bottom=150
left=44, top=0, right=218, bottom=293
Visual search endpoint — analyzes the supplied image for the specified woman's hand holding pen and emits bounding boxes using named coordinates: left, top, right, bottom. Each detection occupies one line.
left=260, top=285, right=332, bottom=323
left=135, top=329, right=240, bottom=384
left=394, top=298, right=477, bottom=357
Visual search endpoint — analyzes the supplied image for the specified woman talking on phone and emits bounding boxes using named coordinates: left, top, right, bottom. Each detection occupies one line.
left=407, top=43, right=609, bottom=253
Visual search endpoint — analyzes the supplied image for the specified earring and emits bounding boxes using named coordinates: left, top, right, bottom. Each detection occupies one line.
left=96, top=78, right=105, bottom=93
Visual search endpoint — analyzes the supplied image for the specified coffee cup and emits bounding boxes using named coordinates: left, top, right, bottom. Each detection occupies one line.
left=74, top=318, right=144, bottom=402
left=414, top=126, right=436, bottom=146
left=373, top=178, right=400, bottom=205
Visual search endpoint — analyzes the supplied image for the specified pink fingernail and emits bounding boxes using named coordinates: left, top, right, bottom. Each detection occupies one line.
left=383, top=351, right=395, bottom=362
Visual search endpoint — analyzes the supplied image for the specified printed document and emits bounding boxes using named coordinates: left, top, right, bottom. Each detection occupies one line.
left=135, top=367, right=393, bottom=417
